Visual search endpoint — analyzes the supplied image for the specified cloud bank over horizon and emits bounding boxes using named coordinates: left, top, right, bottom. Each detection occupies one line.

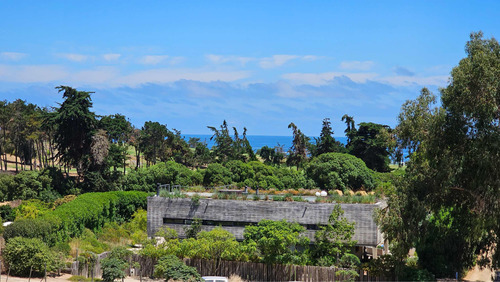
left=0, top=72, right=441, bottom=136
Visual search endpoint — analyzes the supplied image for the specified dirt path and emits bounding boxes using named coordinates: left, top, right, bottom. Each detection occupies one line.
left=464, top=265, right=495, bottom=282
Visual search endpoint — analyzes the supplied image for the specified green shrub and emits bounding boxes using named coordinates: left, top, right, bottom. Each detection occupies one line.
left=0, top=173, right=14, bottom=201
left=3, top=237, right=55, bottom=277
left=0, top=205, right=15, bottom=221
left=203, top=163, right=232, bottom=186
left=306, top=153, right=375, bottom=191
left=124, top=161, right=203, bottom=192
left=4, top=191, right=147, bottom=246
left=101, top=257, right=128, bottom=282
left=153, top=255, right=202, bottom=282
left=3, top=217, right=61, bottom=246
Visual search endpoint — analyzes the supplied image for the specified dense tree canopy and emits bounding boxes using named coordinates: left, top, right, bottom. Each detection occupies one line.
left=53, top=86, right=97, bottom=178
left=378, top=32, right=500, bottom=278
left=306, top=152, right=375, bottom=191
left=346, top=122, right=393, bottom=172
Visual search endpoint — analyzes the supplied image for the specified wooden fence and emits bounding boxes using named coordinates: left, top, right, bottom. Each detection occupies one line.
left=72, top=253, right=383, bottom=281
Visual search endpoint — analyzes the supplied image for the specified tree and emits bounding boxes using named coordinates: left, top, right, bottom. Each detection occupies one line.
left=381, top=32, right=500, bottom=278
left=312, top=204, right=357, bottom=266
left=347, top=122, right=393, bottom=172
left=129, top=127, right=142, bottom=169
left=3, top=236, right=56, bottom=277
left=101, top=257, right=128, bottom=282
left=153, top=255, right=202, bottom=282
left=305, top=152, right=375, bottom=191
left=257, top=145, right=285, bottom=166
left=99, top=114, right=132, bottom=174
left=207, top=120, right=254, bottom=162
left=396, top=88, right=438, bottom=156
left=101, top=246, right=132, bottom=282
left=243, top=219, right=309, bottom=265
left=140, top=121, right=168, bottom=166
left=287, top=122, right=310, bottom=168
left=53, top=86, right=96, bottom=179
left=163, top=129, right=191, bottom=165
left=315, top=118, right=346, bottom=156
left=184, top=217, right=202, bottom=239
left=341, top=114, right=355, bottom=144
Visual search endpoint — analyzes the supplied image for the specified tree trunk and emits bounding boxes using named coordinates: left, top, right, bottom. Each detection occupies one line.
left=15, top=153, right=18, bottom=172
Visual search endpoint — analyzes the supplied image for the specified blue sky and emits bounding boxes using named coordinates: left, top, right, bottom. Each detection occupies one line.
left=1, top=1, right=499, bottom=136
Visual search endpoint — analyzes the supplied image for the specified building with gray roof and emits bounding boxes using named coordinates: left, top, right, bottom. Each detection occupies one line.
left=147, top=196, right=385, bottom=249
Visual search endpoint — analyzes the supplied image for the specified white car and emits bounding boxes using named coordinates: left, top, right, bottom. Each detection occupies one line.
left=202, top=276, right=229, bottom=282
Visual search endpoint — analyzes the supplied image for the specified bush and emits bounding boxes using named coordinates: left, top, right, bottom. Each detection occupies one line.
left=306, top=153, right=375, bottom=191
left=3, top=217, right=61, bottom=246
left=153, top=255, right=202, bottom=282
left=203, top=163, right=232, bottom=186
left=0, top=204, right=15, bottom=221
left=124, top=162, right=203, bottom=191
left=3, top=237, right=55, bottom=277
left=4, top=191, right=147, bottom=246
left=0, top=173, right=15, bottom=201
left=243, top=219, right=310, bottom=265
left=101, top=257, right=128, bottom=282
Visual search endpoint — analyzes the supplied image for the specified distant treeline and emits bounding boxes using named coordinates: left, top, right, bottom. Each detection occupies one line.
left=0, top=86, right=396, bottom=195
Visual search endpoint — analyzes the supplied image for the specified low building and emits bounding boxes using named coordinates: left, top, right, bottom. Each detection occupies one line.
left=147, top=196, right=386, bottom=257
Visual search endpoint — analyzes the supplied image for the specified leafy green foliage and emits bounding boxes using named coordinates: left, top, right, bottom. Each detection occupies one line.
left=287, top=122, right=310, bottom=168
left=125, top=161, right=202, bottom=191
left=14, top=199, right=52, bottom=219
left=0, top=204, right=14, bottom=221
left=257, top=145, right=285, bottom=166
left=314, top=118, right=346, bottom=156
left=346, top=122, right=394, bottom=172
left=4, top=191, right=147, bottom=246
left=100, top=246, right=132, bottom=282
left=311, top=204, right=357, bottom=266
left=3, top=237, right=58, bottom=277
left=153, top=255, right=203, bottom=282
left=382, top=32, right=500, bottom=278
left=306, top=153, right=375, bottom=191
left=140, top=121, right=168, bottom=166
left=243, top=219, right=310, bottom=265
left=53, top=86, right=96, bottom=178
left=203, top=163, right=232, bottom=186
left=101, top=257, right=127, bottom=282
left=207, top=120, right=254, bottom=163
left=184, top=217, right=202, bottom=239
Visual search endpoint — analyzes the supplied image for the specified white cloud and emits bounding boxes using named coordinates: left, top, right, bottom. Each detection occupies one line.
left=114, top=69, right=251, bottom=87
left=169, top=56, right=185, bottom=65
left=71, top=67, right=119, bottom=84
left=302, top=55, right=321, bottom=61
left=339, top=60, right=374, bottom=71
left=206, top=54, right=321, bottom=68
left=206, top=55, right=254, bottom=66
left=282, top=72, right=378, bottom=85
left=0, top=63, right=250, bottom=87
left=379, top=75, right=449, bottom=87
left=0, top=64, right=68, bottom=82
left=259, top=55, right=299, bottom=68
left=102, top=53, right=121, bottom=61
left=139, top=55, right=169, bottom=65
left=0, top=52, right=28, bottom=61
left=58, top=53, right=89, bottom=62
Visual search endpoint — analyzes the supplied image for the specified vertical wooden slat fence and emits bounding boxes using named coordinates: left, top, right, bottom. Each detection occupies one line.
left=72, top=253, right=383, bottom=281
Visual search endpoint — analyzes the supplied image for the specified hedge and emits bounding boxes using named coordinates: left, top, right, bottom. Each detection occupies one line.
left=4, top=191, right=148, bottom=246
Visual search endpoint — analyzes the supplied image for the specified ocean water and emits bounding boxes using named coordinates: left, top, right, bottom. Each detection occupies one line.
left=183, top=134, right=348, bottom=151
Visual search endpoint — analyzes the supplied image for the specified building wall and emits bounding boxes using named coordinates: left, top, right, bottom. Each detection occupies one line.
left=147, top=196, right=384, bottom=247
